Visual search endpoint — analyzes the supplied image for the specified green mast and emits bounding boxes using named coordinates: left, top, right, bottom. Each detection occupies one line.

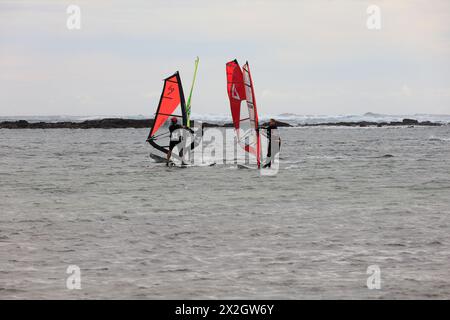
left=186, top=56, right=199, bottom=128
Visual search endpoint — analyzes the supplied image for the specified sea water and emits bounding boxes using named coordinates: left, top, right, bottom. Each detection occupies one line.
left=0, top=126, right=449, bottom=299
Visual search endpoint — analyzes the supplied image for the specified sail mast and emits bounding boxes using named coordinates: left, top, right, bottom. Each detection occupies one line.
left=242, top=62, right=261, bottom=168
left=186, top=57, right=200, bottom=128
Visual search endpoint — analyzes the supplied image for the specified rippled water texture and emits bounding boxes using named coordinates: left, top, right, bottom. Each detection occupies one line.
left=0, top=126, right=449, bottom=299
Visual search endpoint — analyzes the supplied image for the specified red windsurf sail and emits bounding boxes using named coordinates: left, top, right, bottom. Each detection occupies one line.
left=226, top=60, right=261, bottom=168
left=147, top=72, right=187, bottom=154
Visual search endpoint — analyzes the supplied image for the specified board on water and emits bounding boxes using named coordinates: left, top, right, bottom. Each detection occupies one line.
left=168, top=162, right=216, bottom=168
left=149, top=153, right=167, bottom=163
left=237, top=164, right=259, bottom=170
left=151, top=152, right=216, bottom=168
left=191, top=162, right=216, bottom=167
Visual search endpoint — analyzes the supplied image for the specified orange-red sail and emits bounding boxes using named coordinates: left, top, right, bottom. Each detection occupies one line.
left=147, top=72, right=187, bottom=154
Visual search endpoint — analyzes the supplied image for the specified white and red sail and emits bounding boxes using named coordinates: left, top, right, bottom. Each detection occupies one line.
left=226, top=60, right=261, bottom=168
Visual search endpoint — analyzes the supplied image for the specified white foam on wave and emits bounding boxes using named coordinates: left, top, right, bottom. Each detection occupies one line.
left=1, top=112, right=449, bottom=125
left=428, top=136, right=450, bottom=142
left=270, top=112, right=450, bottom=125
left=167, top=112, right=450, bottom=125
left=285, top=165, right=301, bottom=170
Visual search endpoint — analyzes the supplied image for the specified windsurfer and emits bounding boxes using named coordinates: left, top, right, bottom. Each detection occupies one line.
left=167, top=117, right=192, bottom=166
left=262, top=119, right=281, bottom=168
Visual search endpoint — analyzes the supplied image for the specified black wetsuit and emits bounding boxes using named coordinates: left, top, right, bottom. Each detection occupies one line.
left=264, top=124, right=280, bottom=168
left=169, top=123, right=182, bottom=151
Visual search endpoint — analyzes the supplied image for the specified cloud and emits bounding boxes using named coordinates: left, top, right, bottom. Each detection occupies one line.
left=401, top=85, right=412, bottom=97
left=1, top=0, right=450, bottom=116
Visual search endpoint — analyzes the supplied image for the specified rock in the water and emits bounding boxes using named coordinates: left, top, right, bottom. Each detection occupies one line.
left=402, top=118, right=419, bottom=125
left=17, top=120, right=29, bottom=128
left=260, top=120, right=292, bottom=127
left=0, top=117, right=445, bottom=129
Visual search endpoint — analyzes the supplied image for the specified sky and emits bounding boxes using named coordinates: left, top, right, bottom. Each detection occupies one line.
left=1, top=0, right=450, bottom=117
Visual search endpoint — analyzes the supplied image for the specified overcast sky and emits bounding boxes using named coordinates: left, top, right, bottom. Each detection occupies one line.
left=1, top=0, right=449, bottom=117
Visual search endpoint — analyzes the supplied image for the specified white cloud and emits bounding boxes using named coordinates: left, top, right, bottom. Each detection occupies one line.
left=1, top=0, right=450, bottom=116
left=401, top=85, right=412, bottom=97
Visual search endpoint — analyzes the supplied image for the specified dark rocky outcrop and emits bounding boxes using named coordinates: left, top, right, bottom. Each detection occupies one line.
left=298, top=119, right=444, bottom=127
left=0, top=118, right=154, bottom=129
left=0, top=118, right=445, bottom=129
left=260, top=120, right=292, bottom=127
left=402, top=118, right=419, bottom=125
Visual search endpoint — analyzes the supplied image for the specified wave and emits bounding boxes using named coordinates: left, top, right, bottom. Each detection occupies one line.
left=191, top=112, right=450, bottom=124
left=1, top=112, right=450, bottom=125
left=268, top=112, right=450, bottom=125
left=428, top=136, right=450, bottom=142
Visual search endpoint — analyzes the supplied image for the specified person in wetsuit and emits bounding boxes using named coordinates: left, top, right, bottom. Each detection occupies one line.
left=263, top=118, right=281, bottom=168
left=166, top=117, right=194, bottom=166
left=167, top=117, right=183, bottom=165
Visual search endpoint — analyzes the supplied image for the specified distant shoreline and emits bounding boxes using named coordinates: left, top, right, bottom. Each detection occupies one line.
left=0, top=118, right=447, bottom=129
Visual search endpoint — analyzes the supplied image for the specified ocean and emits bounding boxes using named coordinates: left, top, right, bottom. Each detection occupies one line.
left=2, top=112, right=450, bottom=125
left=0, top=125, right=449, bottom=299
